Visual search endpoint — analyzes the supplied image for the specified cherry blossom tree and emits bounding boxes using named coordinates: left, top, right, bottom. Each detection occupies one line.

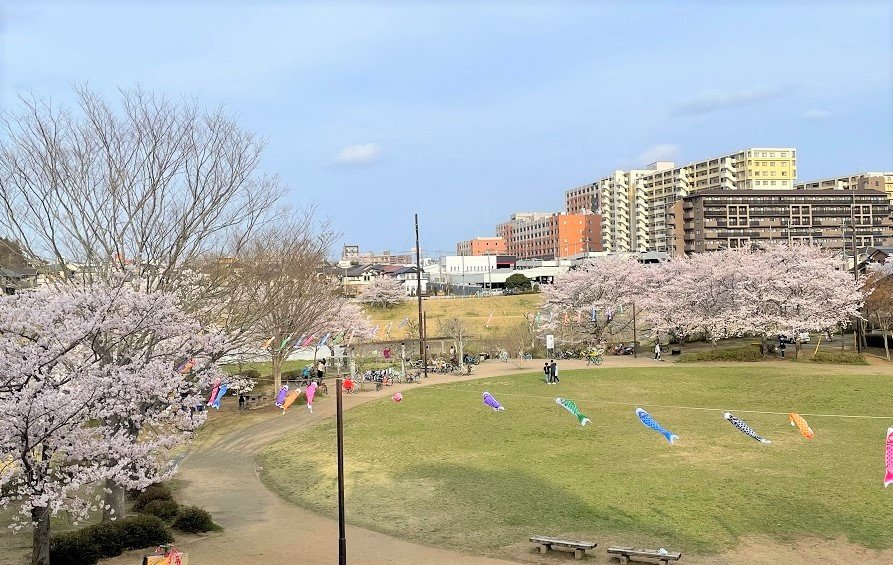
left=746, top=243, right=863, bottom=356
left=0, top=279, right=225, bottom=565
left=358, top=276, right=406, bottom=308
left=539, top=255, right=647, bottom=345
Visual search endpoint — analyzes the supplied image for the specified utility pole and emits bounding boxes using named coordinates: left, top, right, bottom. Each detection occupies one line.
left=415, top=214, right=427, bottom=377
left=851, top=191, right=862, bottom=353
left=335, top=377, right=347, bottom=565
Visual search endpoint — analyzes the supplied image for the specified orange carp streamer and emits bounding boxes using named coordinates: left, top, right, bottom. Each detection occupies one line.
left=789, top=412, right=814, bottom=439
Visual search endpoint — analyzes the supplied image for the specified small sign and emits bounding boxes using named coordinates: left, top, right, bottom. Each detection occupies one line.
left=545, top=335, right=555, bottom=349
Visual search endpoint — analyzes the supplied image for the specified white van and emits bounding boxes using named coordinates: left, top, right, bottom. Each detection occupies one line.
left=779, top=332, right=810, bottom=344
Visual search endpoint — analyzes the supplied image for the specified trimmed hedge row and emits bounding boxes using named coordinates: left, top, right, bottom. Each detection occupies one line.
left=50, top=515, right=172, bottom=565
left=677, top=345, right=763, bottom=363
left=807, top=351, right=868, bottom=365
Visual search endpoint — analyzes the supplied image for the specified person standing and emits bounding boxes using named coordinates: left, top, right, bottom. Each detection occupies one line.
left=550, top=360, right=559, bottom=384
left=654, top=341, right=662, bottom=361
left=543, top=362, right=551, bottom=383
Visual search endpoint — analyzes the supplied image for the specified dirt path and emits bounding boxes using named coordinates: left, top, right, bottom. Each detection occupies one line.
left=103, top=356, right=893, bottom=564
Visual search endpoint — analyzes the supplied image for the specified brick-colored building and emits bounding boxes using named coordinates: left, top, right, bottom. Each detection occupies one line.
left=667, top=189, right=893, bottom=255
left=456, top=236, right=507, bottom=256
left=495, top=212, right=602, bottom=259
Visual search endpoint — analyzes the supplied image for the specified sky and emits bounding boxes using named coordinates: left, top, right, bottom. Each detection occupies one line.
left=1, top=1, right=891, bottom=257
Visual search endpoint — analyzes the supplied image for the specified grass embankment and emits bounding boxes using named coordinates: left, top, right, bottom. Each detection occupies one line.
left=259, top=364, right=893, bottom=557
left=364, top=294, right=541, bottom=340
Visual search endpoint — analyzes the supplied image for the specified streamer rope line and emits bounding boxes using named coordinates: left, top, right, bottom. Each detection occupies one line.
left=446, top=389, right=893, bottom=420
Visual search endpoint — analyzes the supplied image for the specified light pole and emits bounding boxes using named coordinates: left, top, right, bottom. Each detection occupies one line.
left=850, top=190, right=862, bottom=353
left=335, top=376, right=347, bottom=565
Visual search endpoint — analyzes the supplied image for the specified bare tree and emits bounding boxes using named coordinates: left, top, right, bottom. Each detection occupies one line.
left=237, top=212, right=370, bottom=391
left=0, top=85, right=283, bottom=521
left=439, top=316, right=471, bottom=368
left=864, top=272, right=893, bottom=360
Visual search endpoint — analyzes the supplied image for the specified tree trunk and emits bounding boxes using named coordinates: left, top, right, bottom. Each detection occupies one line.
left=885, top=324, right=891, bottom=361
left=271, top=352, right=283, bottom=392
left=31, top=506, right=49, bottom=565
left=102, top=478, right=126, bottom=522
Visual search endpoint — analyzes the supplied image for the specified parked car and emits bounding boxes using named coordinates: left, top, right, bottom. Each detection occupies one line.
left=779, top=332, right=810, bottom=344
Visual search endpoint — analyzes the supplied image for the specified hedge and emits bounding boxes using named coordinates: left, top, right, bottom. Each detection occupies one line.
left=172, top=505, right=222, bottom=533
left=132, top=483, right=174, bottom=512
left=806, top=351, right=868, bottom=365
left=50, top=514, right=173, bottom=565
left=677, top=345, right=763, bottom=363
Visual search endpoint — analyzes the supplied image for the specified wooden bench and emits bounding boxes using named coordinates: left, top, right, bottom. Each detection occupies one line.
left=529, top=536, right=596, bottom=560
left=607, top=546, right=682, bottom=565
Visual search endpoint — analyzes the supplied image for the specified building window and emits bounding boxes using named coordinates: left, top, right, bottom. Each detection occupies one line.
left=727, top=204, right=749, bottom=226
left=854, top=205, right=872, bottom=226
left=790, top=204, right=811, bottom=226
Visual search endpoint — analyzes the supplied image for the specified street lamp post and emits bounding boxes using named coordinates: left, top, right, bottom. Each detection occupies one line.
left=335, top=377, right=347, bottom=565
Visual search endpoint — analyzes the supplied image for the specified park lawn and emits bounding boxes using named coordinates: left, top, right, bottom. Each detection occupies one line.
left=363, top=294, right=541, bottom=340
left=258, top=364, right=893, bottom=558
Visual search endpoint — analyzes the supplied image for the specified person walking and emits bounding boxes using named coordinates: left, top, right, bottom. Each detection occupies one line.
left=550, top=360, right=559, bottom=384
left=654, top=341, right=662, bottom=361
left=543, top=362, right=551, bottom=384
left=779, top=342, right=787, bottom=358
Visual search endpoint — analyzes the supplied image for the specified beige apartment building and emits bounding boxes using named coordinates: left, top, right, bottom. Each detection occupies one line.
left=795, top=172, right=893, bottom=201
left=565, top=147, right=797, bottom=253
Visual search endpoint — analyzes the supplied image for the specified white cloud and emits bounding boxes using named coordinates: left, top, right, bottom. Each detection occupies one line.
left=638, top=144, right=679, bottom=165
left=672, top=85, right=790, bottom=116
left=800, top=109, right=832, bottom=121
left=335, top=143, right=383, bottom=166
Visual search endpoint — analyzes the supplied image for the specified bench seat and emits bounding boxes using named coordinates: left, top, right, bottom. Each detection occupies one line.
left=607, top=546, right=682, bottom=565
left=529, top=536, right=596, bottom=560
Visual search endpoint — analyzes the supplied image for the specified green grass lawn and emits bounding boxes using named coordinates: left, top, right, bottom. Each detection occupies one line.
left=258, top=364, right=893, bottom=557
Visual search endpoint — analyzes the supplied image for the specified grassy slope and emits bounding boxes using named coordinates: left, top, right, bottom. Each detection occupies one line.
left=364, top=294, right=541, bottom=340
left=258, top=364, right=893, bottom=556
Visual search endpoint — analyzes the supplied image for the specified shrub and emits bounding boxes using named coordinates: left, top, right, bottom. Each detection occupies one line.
left=49, top=515, right=173, bottom=565
left=677, top=345, right=763, bottom=363
left=173, top=505, right=222, bottom=533
left=133, top=483, right=174, bottom=512
left=142, top=498, right=180, bottom=522
left=241, top=368, right=261, bottom=380
left=118, top=514, right=174, bottom=549
left=50, top=529, right=101, bottom=565
left=807, top=351, right=868, bottom=365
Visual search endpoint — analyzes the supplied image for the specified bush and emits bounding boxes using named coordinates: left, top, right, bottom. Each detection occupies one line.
left=50, top=529, right=100, bottom=565
left=173, top=505, right=222, bottom=533
left=677, top=345, right=763, bottom=363
left=241, top=368, right=261, bottom=380
left=142, top=498, right=180, bottom=522
left=807, top=351, right=868, bottom=365
left=49, top=515, right=173, bottom=565
left=118, top=514, right=174, bottom=549
left=281, top=369, right=302, bottom=380
left=133, top=483, right=174, bottom=512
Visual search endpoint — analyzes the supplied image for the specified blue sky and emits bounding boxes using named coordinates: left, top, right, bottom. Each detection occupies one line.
left=2, top=1, right=891, bottom=256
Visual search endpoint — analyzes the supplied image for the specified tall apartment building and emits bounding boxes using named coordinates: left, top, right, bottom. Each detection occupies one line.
left=495, top=212, right=602, bottom=260
left=795, top=172, right=893, bottom=200
left=666, top=189, right=893, bottom=255
left=456, top=236, right=507, bottom=256
left=566, top=148, right=797, bottom=253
